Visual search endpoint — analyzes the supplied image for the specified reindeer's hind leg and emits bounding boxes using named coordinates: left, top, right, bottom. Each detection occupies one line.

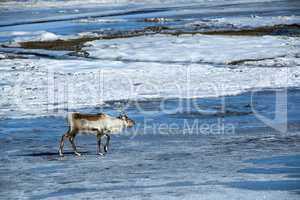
left=59, top=131, right=70, bottom=157
left=68, top=130, right=81, bottom=156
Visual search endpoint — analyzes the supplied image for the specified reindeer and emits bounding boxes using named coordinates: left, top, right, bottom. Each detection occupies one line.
left=58, top=112, right=135, bottom=156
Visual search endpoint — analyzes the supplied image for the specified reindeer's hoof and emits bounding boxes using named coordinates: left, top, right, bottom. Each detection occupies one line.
left=97, top=152, right=104, bottom=156
left=59, top=151, right=64, bottom=157
left=75, top=152, right=82, bottom=156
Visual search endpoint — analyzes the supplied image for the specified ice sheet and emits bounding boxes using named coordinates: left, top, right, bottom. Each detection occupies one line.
left=0, top=0, right=280, bottom=9
left=1, top=46, right=300, bottom=118
left=86, top=34, right=300, bottom=65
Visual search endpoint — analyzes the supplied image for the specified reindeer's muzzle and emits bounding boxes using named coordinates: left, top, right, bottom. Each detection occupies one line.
left=127, top=119, right=135, bottom=128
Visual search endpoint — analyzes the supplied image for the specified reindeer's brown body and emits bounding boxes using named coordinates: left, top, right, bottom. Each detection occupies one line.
left=59, top=112, right=134, bottom=156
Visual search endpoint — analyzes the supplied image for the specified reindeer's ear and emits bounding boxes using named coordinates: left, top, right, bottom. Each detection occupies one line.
left=117, top=114, right=125, bottom=120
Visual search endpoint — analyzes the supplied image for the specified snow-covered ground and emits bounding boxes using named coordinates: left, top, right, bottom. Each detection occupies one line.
left=1, top=34, right=300, bottom=118
left=1, top=93, right=300, bottom=199
left=86, top=34, right=300, bottom=64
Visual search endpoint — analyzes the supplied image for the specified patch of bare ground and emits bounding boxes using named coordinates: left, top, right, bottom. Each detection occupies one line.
left=199, top=23, right=300, bottom=36
left=1, top=24, right=299, bottom=54
left=227, top=57, right=282, bottom=65
left=5, top=30, right=149, bottom=52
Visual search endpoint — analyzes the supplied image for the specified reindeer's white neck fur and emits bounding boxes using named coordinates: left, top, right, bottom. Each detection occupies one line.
left=102, top=116, right=127, bottom=133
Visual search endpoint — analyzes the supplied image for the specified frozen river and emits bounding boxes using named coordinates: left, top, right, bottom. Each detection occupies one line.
left=1, top=89, right=300, bottom=199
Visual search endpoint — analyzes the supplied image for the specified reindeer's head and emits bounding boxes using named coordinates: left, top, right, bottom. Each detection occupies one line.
left=118, top=114, right=135, bottom=128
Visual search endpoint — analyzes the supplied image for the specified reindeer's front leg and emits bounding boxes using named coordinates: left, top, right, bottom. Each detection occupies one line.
left=104, top=134, right=110, bottom=153
left=96, top=132, right=104, bottom=156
